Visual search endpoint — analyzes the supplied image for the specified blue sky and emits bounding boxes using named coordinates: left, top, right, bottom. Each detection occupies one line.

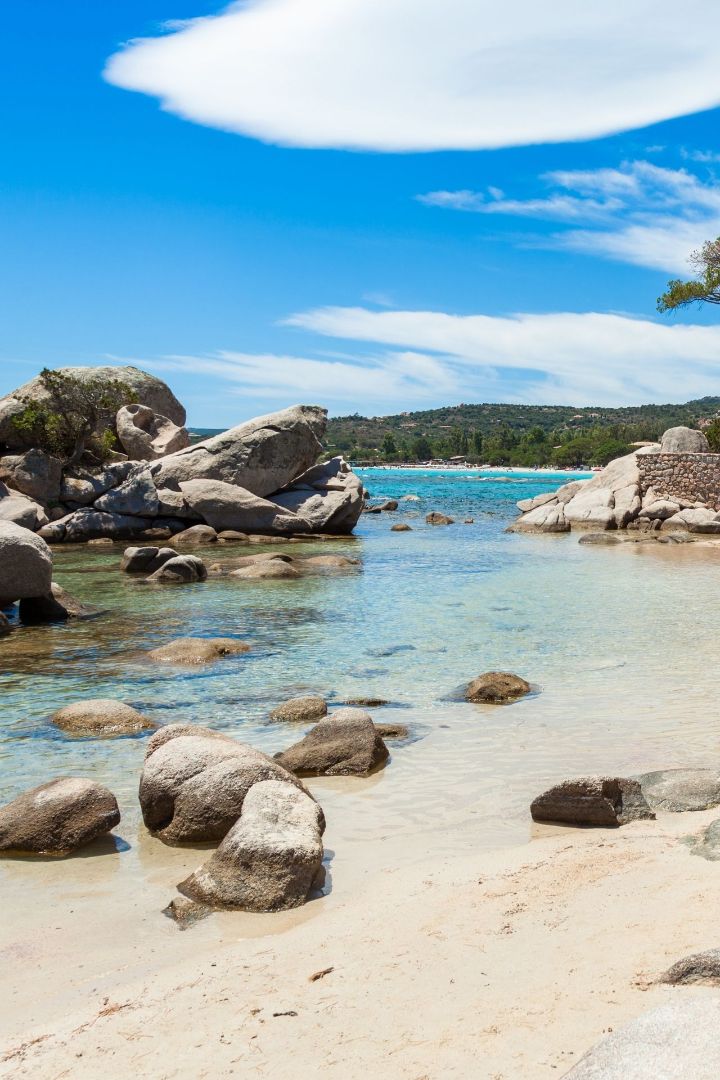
left=2, top=1, right=720, bottom=424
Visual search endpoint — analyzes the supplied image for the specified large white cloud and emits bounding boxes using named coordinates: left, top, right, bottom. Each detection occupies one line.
left=104, top=0, right=720, bottom=152
left=136, top=307, right=720, bottom=415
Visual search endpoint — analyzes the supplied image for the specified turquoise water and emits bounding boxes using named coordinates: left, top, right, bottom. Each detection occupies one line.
left=2, top=467, right=720, bottom=856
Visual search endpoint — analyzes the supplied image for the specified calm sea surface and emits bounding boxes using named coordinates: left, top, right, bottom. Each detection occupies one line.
left=2, top=467, right=720, bottom=859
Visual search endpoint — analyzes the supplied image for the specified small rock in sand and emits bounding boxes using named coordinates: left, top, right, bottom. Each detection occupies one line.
left=660, top=949, right=720, bottom=986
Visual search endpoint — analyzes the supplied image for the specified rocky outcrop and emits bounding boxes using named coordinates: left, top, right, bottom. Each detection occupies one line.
left=269, top=697, right=328, bottom=723
left=0, top=777, right=121, bottom=855
left=178, top=479, right=304, bottom=534
left=51, top=699, right=156, bottom=737
left=530, top=776, right=655, bottom=826
left=116, top=404, right=190, bottom=461
left=275, top=708, right=389, bottom=776
left=139, top=724, right=310, bottom=844
left=0, top=365, right=185, bottom=451
left=565, top=998, right=720, bottom=1079
left=465, top=672, right=531, bottom=704
left=0, top=521, right=53, bottom=604
left=270, top=457, right=365, bottom=535
left=660, top=426, right=710, bottom=453
left=637, top=768, right=720, bottom=812
left=0, top=449, right=62, bottom=504
left=146, top=637, right=251, bottom=664
left=177, top=780, right=325, bottom=912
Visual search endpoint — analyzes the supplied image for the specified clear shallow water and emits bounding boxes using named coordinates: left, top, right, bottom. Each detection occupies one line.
left=2, top=467, right=720, bottom=859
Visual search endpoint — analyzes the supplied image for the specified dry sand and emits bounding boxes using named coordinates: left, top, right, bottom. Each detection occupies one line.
left=3, top=807, right=720, bottom=1079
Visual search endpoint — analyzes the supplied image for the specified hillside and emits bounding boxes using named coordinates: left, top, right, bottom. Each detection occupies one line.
left=325, top=397, right=720, bottom=467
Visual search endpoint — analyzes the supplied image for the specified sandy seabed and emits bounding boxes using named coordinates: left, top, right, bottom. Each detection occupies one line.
left=3, top=807, right=719, bottom=1079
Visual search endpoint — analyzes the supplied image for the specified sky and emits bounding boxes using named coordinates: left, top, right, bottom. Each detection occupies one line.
left=2, top=1, right=720, bottom=425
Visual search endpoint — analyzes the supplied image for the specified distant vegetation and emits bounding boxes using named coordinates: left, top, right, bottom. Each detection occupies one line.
left=325, top=398, right=720, bottom=467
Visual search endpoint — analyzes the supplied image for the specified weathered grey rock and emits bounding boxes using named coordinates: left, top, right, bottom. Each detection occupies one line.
left=0, top=521, right=53, bottom=602
left=0, top=365, right=185, bottom=451
left=179, top=478, right=306, bottom=534
left=0, top=488, right=48, bottom=530
left=146, top=555, right=207, bottom=583
left=516, top=491, right=558, bottom=513
left=217, top=529, right=249, bottom=542
left=59, top=462, right=135, bottom=506
left=531, top=776, right=655, bottom=826
left=50, top=582, right=96, bottom=618
left=42, top=509, right=154, bottom=542
left=275, top=708, right=389, bottom=777
left=465, top=672, right=531, bottom=704
left=660, top=948, right=720, bottom=986
left=271, top=457, right=364, bottom=534
left=564, top=486, right=616, bottom=528
left=578, top=532, right=623, bottom=545
left=169, top=523, right=218, bottom=545
left=51, top=699, right=156, bottom=737
left=0, top=777, right=121, bottom=855
left=639, top=498, right=681, bottom=520
left=426, top=512, right=454, bottom=525
left=93, top=467, right=159, bottom=517
left=177, top=780, right=324, bottom=912
left=690, top=817, right=720, bottom=861
left=0, top=449, right=63, bottom=504
left=269, top=697, right=328, bottom=724
left=163, top=896, right=212, bottom=929
left=661, top=507, right=720, bottom=533
left=120, top=545, right=177, bottom=573
left=150, top=405, right=326, bottom=498
left=139, top=724, right=309, bottom=844
left=660, top=426, right=710, bottom=453
left=147, top=637, right=251, bottom=665
left=116, top=403, right=190, bottom=461
left=565, top=997, right=720, bottom=1079
left=231, top=561, right=300, bottom=580
left=637, top=768, right=720, bottom=812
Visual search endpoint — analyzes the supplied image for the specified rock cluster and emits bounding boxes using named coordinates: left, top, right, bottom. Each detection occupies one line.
left=0, top=367, right=364, bottom=542
left=511, top=427, right=720, bottom=535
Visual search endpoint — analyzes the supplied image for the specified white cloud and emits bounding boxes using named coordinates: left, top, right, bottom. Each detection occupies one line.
left=419, top=161, right=720, bottom=272
left=104, top=0, right=720, bottom=152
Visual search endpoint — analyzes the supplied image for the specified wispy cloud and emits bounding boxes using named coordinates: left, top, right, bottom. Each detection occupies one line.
left=419, top=161, right=720, bottom=272
left=104, top=1, right=720, bottom=153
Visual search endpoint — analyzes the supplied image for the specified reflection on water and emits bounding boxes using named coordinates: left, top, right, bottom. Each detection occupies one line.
left=2, top=467, right=720, bottom=863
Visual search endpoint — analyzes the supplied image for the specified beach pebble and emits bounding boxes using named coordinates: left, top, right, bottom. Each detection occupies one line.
left=176, top=780, right=325, bottom=912
left=0, top=777, right=121, bottom=856
left=269, top=696, right=328, bottom=724
left=275, top=708, right=389, bottom=777
left=51, top=699, right=156, bottom=738
left=530, top=776, right=655, bottom=827
left=146, top=637, right=250, bottom=665
left=139, top=724, right=311, bottom=844
left=465, top=672, right=531, bottom=704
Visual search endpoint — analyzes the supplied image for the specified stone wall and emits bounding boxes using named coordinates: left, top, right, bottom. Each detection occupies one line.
left=639, top=453, right=720, bottom=510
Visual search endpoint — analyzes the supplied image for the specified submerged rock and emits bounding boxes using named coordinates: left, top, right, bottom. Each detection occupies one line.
left=269, top=696, right=328, bottom=724
left=275, top=708, right=389, bottom=777
left=231, top=560, right=300, bottom=580
left=530, top=776, right=655, bottom=827
left=51, top=699, right=155, bottom=737
left=374, top=722, right=410, bottom=740
left=168, top=524, right=218, bottom=545
left=465, top=672, right=531, bottom=704
left=426, top=512, right=454, bottom=525
left=0, top=777, right=121, bottom=855
left=120, top=545, right=176, bottom=573
left=146, top=637, right=251, bottom=665
left=391, top=523, right=412, bottom=532
left=146, top=554, right=207, bottom=583
left=637, top=768, right=720, bottom=812
left=18, top=582, right=97, bottom=624
left=177, top=780, right=325, bottom=912
left=660, top=949, right=720, bottom=986
left=139, top=724, right=309, bottom=845
left=565, top=998, right=720, bottom=1079
left=0, top=521, right=53, bottom=605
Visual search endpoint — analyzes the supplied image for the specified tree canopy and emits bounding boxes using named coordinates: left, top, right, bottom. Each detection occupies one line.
left=658, top=237, right=720, bottom=312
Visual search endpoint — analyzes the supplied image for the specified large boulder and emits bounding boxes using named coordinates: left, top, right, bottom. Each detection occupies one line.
left=146, top=554, right=207, bottom=583
left=120, top=545, right=177, bottom=573
left=93, top=468, right=160, bottom=517
left=139, top=724, right=310, bottom=844
left=116, top=404, right=190, bottom=461
left=660, top=426, right=710, bottom=453
left=0, top=365, right=186, bottom=451
left=465, top=672, right=531, bottom=704
left=179, top=478, right=306, bottom=533
left=149, top=405, right=327, bottom=498
left=0, top=521, right=53, bottom=604
left=60, top=461, right=135, bottom=506
left=51, top=699, right=156, bottom=737
left=270, top=457, right=364, bottom=535
left=177, top=780, right=325, bottom=912
left=530, top=776, right=655, bottom=827
left=275, top=708, right=389, bottom=776
left=0, top=449, right=62, bottom=504
left=661, top=507, right=720, bottom=534
left=146, top=637, right=251, bottom=664
left=0, top=777, right=121, bottom=855
left=0, top=486, right=48, bottom=531
left=565, top=998, right=720, bottom=1079
left=637, top=768, right=720, bottom=812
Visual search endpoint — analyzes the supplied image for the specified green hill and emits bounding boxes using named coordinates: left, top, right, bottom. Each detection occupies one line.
left=325, top=398, right=720, bottom=467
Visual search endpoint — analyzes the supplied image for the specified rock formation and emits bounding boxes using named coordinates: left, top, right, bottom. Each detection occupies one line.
left=275, top=708, right=389, bottom=776
left=530, top=776, right=655, bottom=827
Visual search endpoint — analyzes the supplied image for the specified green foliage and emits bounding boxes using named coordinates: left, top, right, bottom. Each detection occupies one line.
left=658, top=237, right=720, bottom=311
left=381, top=432, right=397, bottom=457
left=10, top=368, right=135, bottom=464
left=704, top=419, right=720, bottom=452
